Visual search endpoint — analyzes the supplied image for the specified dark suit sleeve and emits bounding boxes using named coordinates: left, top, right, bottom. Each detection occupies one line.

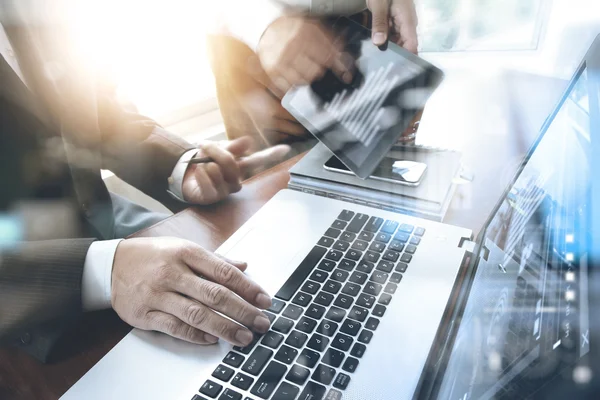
left=95, top=87, right=196, bottom=210
left=0, top=239, right=95, bottom=361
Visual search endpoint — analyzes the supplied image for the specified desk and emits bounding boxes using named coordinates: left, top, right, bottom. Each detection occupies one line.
left=0, top=71, right=567, bottom=400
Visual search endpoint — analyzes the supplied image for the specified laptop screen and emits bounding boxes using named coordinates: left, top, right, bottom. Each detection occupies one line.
left=437, top=64, right=595, bottom=398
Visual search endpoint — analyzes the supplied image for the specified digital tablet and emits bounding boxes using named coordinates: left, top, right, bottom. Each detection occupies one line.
left=282, top=17, right=444, bottom=179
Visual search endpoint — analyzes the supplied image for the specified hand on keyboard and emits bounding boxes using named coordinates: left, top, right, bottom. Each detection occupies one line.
left=111, top=238, right=272, bottom=347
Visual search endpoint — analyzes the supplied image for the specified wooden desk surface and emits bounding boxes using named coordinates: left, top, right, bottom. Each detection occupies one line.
left=0, top=71, right=567, bottom=400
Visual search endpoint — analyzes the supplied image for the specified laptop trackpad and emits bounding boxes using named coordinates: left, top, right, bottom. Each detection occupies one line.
left=221, top=226, right=303, bottom=295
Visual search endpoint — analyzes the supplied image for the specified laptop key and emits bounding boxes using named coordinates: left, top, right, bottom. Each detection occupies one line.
left=323, top=280, right=342, bottom=294
left=348, top=306, right=368, bottom=322
left=384, top=282, right=398, bottom=294
left=350, top=343, right=367, bottom=358
left=331, top=269, right=349, bottom=283
left=275, top=345, right=298, bottom=365
left=325, top=306, right=346, bottom=323
left=382, top=250, right=400, bottom=262
left=334, top=293, right=354, bottom=309
left=349, top=271, right=368, bottom=285
left=399, top=223, right=414, bottom=233
left=310, top=270, right=329, bottom=283
left=372, top=304, right=387, bottom=317
left=381, top=220, right=399, bottom=234
left=301, top=280, right=321, bottom=294
left=296, top=317, right=317, bottom=334
left=394, top=232, right=410, bottom=242
left=370, top=271, right=388, bottom=285
left=375, top=232, right=391, bottom=243
left=364, top=251, right=380, bottom=263
left=331, top=333, right=353, bottom=351
left=365, top=317, right=380, bottom=331
left=250, top=361, right=287, bottom=399
left=358, top=329, right=373, bottom=344
left=212, top=364, right=235, bottom=382
left=405, top=244, right=417, bottom=254
left=223, top=351, right=245, bottom=368
left=231, top=373, right=254, bottom=391
left=338, top=259, right=356, bottom=271
left=338, top=210, right=355, bottom=221
left=415, top=227, right=426, bottom=236
left=356, top=293, right=376, bottom=309
left=331, top=220, right=347, bottom=230
left=340, top=319, right=361, bottom=336
left=285, top=330, right=308, bottom=349
left=316, top=319, right=339, bottom=337
left=368, top=241, right=385, bottom=253
left=356, top=261, right=374, bottom=274
left=325, top=249, right=343, bottom=262
left=307, top=333, right=330, bottom=352
left=233, top=334, right=260, bottom=354
left=200, top=380, right=222, bottom=398
left=345, top=249, right=362, bottom=261
left=272, top=317, right=294, bottom=334
left=351, top=240, right=368, bottom=251
left=342, top=357, right=360, bottom=373
left=219, top=388, right=242, bottom=400
left=346, top=213, right=369, bottom=233
left=305, top=303, right=327, bottom=319
left=314, top=291, right=334, bottom=307
left=400, top=253, right=413, bottom=263
left=275, top=246, right=327, bottom=301
left=191, top=395, right=207, bottom=400
left=364, top=281, right=382, bottom=296
left=324, top=228, right=341, bottom=239
left=318, top=259, right=336, bottom=272
left=272, top=382, right=300, bottom=400
left=322, top=348, right=345, bottom=368
left=242, top=346, right=273, bottom=376
left=286, top=364, right=311, bottom=386
left=263, top=311, right=276, bottom=325
left=389, top=272, right=403, bottom=284
left=299, top=381, right=327, bottom=400
left=312, top=364, right=337, bottom=385
left=376, top=260, right=394, bottom=273
left=395, top=262, right=408, bottom=273
left=282, top=304, right=304, bottom=320
left=297, top=348, right=321, bottom=368
left=410, top=236, right=421, bottom=245
left=318, top=236, right=335, bottom=247
left=267, top=298, right=286, bottom=314
left=333, top=240, right=350, bottom=252
left=364, top=216, right=384, bottom=232
left=358, top=231, right=374, bottom=241
left=292, top=292, right=312, bottom=307
left=261, top=331, right=284, bottom=349
left=389, top=240, right=405, bottom=252
left=326, top=388, right=344, bottom=399
left=333, top=373, right=351, bottom=390
left=341, top=231, right=356, bottom=241
left=342, top=282, right=361, bottom=297
left=379, top=293, right=393, bottom=305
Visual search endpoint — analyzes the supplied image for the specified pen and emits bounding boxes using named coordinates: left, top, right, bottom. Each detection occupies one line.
left=183, top=156, right=245, bottom=165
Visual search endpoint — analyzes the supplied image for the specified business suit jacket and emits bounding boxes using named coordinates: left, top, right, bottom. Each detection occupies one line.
left=0, top=1, right=195, bottom=362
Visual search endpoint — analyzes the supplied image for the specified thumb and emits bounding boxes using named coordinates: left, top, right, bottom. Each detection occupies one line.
left=368, top=0, right=390, bottom=46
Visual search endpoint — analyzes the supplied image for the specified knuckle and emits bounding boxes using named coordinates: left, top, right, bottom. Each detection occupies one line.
left=215, top=262, right=237, bottom=285
left=205, top=284, right=228, bottom=305
left=215, top=320, right=235, bottom=338
left=186, top=304, right=209, bottom=327
left=132, top=305, right=148, bottom=321
left=163, top=318, right=180, bottom=335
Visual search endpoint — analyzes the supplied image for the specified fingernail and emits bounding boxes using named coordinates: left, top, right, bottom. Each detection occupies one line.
left=235, top=329, right=254, bottom=346
left=373, top=32, right=386, bottom=45
left=204, top=333, right=219, bottom=344
left=255, top=293, right=272, bottom=309
left=342, top=71, right=353, bottom=84
left=254, top=315, right=271, bottom=333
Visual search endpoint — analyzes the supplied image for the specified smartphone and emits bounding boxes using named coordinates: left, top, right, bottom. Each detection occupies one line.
left=324, top=155, right=427, bottom=186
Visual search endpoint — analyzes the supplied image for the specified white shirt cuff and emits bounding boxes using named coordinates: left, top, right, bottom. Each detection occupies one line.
left=167, top=149, right=198, bottom=202
left=82, top=239, right=123, bottom=311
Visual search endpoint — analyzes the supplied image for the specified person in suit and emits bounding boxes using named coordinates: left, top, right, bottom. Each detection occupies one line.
left=0, top=1, right=288, bottom=363
left=210, top=0, right=418, bottom=151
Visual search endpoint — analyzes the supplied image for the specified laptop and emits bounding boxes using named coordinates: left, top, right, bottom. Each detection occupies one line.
left=61, top=37, right=600, bottom=400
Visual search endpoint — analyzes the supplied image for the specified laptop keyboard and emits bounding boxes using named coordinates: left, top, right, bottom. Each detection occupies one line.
left=193, top=210, right=426, bottom=400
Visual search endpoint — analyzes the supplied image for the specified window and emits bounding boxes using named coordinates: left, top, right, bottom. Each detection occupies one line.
left=417, top=0, right=550, bottom=52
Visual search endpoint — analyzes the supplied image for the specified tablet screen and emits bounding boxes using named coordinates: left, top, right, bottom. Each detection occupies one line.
left=282, top=17, right=444, bottom=179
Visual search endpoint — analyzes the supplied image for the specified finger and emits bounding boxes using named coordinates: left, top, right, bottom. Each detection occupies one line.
left=194, top=167, right=219, bottom=203
left=199, top=142, right=241, bottom=186
left=215, top=254, right=248, bottom=272
left=295, top=55, right=326, bottom=83
left=223, top=136, right=254, bottom=157
left=145, top=310, right=219, bottom=345
left=238, top=144, right=291, bottom=172
left=281, top=67, right=309, bottom=89
left=152, top=293, right=262, bottom=347
left=392, top=1, right=419, bottom=53
left=205, top=162, right=237, bottom=198
left=180, top=248, right=272, bottom=310
left=368, top=0, right=391, bottom=46
left=272, top=74, right=292, bottom=95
